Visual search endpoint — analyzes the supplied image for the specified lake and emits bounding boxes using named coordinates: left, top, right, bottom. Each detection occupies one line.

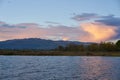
left=0, top=56, right=120, bottom=80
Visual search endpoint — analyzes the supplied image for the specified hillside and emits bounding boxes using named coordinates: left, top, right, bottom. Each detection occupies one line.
left=0, top=38, right=91, bottom=50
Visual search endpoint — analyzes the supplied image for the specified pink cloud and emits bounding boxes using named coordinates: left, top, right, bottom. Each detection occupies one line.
left=0, top=21, right=118, bottom=42
left=80, top=22, right=117, bottom=42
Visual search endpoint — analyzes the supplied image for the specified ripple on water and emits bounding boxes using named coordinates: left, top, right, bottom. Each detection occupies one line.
left=0, top=56, right=120, bottom=80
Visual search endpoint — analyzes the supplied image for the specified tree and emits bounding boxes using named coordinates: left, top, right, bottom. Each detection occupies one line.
left=99, top=42, right=116, bottom=51
left=87, top=43, right=99, bottom=51
left=65, top=43, right=80, bottom=51
left=116, top=40, right=120, bottom=47
left=116, top=40, right=120, bottom=51
left=56, top=46, right=64, bottom=51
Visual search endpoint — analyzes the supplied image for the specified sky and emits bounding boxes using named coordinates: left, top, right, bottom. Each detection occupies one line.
left=0, top=0, right=120, bottom=42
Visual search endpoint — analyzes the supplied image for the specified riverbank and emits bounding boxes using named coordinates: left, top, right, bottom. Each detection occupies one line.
left=0, top=50, right=120, bottom=56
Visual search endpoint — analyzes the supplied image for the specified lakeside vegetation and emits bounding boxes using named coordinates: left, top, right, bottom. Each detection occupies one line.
left=55, top=40, right=120, bottom=52
left=0, top=40, right=120, bottom=56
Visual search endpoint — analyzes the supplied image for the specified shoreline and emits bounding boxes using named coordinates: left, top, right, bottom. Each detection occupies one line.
left=0, top=50, right=120, bottom=56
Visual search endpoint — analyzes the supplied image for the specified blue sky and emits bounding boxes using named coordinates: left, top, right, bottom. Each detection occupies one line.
left=0, top=0, right=119, bottom=25
left=0, top=0, right=120, bottom=42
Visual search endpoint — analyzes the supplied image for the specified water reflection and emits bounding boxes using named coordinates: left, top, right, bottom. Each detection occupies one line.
left=80, top=57, right=115, bottom=80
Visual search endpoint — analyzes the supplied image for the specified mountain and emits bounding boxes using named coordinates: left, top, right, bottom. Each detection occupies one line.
left=0, top=38, right=92, bottom=50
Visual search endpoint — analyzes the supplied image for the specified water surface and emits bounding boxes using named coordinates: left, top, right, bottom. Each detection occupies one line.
left=0, top=56, right=120, bottom=80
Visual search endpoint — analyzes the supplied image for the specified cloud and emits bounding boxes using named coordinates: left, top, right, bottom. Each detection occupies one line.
left=72, top=13, right=120, bottom=27
left=71, top=13, right=120, bottom=41
left=0, top=13, right=120, bottom=42
left=0, top=22, right=83, bottom=41
left=94, top=14, right=120, bottom=40
left=71, top=13, right=98, bottom=21
left=80, top=22, right=118, bottom=42
left=0, top=21, right=119, bottom=42
left=95, top=15, right=120, bottom=26
left=45, top=21, right=60, bottom=25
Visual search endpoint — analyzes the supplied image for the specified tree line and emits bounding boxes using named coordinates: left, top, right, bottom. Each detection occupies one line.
left=55, top=40, right=120, bottom=52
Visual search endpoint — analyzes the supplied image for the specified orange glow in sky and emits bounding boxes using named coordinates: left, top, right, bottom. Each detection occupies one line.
left=80, top=22, right=117, bottom=42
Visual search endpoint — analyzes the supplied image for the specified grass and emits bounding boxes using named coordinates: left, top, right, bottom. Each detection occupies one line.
left=0, top=50, right=120, bottom=56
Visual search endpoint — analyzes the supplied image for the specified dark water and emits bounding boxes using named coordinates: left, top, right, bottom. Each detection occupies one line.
left=0, top=56, right=120, bottom=80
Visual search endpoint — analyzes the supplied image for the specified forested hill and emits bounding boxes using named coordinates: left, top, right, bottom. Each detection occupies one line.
left=0, top=38, right=91, bottom=50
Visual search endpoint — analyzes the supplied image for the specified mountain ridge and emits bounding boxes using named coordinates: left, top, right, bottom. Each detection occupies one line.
left=0, top=38, right=92, bottom=50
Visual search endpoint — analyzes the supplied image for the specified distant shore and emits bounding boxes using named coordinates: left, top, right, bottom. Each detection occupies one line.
left=0, top=50, right=120, bottom=56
